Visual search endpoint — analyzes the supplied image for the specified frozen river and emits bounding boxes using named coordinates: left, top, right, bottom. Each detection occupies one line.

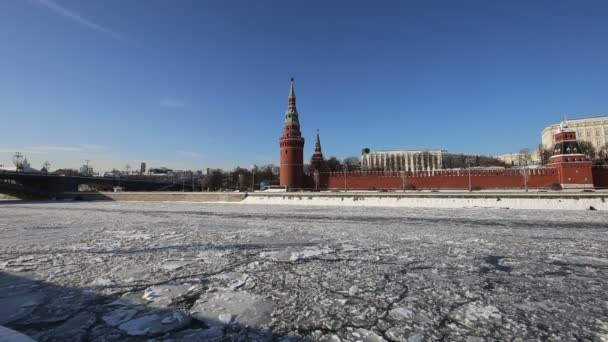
left=1, top=201, right=607, bottom=341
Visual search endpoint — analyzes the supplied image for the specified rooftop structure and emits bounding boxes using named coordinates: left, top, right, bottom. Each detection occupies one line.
left=541, top=115, right=608, bottom=150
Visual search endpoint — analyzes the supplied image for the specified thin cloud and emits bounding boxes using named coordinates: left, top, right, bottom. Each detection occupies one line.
left=0, top=148, right=46, bottom=154
left=177, top=151, right=203, bottom=158
left=160, top=98, right=187, bottom=108
left=28, top=144, right=106, bottom=152
left=77, top=144, right=105, bottom=150
left=29, top=0, right=128, bottom=42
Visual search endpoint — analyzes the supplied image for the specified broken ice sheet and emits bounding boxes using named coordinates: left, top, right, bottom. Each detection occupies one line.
left=190, top=289, right=274, bottom=328
left=141, top=284, right=192, bottom=306
left=117, top=310, right=190, bottom=336
left=2, top=201, right=608, bottom=340
left=259, top=246, right=334, bottom=262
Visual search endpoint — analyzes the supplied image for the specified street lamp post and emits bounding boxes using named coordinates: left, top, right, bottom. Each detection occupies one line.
left=523, top=165, right=529, bottom=192
left=401, top=170, right=408, bottom=192
left=467, top=161, right=472, bottom=192
left=251, top=167, right=256, bottom=192
left=343, top=165, right=348, bottom=192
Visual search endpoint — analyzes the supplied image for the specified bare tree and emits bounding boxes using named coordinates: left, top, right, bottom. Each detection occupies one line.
left=519, top=148, right=532, bottom=166
left=204, top=169, right=224, bottom=191
left=537, top=144, right=552, bottom=166
left=325, top=157, right=343, bottom=172
left=342, top=156, right=360, bottom=171
left=598, top=143, right=608, bottom=164
left=578, top=141, right=597, bottom=160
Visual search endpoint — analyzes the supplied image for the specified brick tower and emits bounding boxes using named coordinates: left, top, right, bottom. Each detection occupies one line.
left=547, top=119, right=594, bottom=189
left=279, top=78, right=305, bottom=189
left=309, top=129, right=325, bottom=172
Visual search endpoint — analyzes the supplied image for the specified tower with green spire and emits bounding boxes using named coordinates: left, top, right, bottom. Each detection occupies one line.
left=279, top=78, right=305, bottom=189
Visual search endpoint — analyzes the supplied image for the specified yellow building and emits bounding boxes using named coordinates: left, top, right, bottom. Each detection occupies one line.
left=541, top=115, right=608, bottom=150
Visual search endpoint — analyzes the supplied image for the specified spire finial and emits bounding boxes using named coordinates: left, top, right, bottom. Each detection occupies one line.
left=559, top=115, right=570, bottom=132
left=289, top=77, right=296, bottom=98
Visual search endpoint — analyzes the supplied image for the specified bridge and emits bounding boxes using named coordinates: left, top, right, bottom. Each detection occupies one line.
left=0, top=171, right=199, bottom=199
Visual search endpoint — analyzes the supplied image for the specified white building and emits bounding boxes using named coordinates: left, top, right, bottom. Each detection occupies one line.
left=541, top=115, right=608, bottom=150
left=494, top=151, right=541, bottom=166
left=360, top=149, right=446, bottom=171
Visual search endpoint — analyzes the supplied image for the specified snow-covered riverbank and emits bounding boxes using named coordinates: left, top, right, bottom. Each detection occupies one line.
left=244, top=193, right=608, bottom=210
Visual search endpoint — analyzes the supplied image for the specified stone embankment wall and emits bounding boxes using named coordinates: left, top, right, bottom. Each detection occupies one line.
left=58, top=192, right=246, bottom=202
left=244, top=193, right=608, bottom=210
left=37, top=190, right=608, bottom=210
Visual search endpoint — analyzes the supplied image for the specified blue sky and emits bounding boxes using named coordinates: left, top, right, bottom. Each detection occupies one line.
left=1, top=0, right=607, bottom=172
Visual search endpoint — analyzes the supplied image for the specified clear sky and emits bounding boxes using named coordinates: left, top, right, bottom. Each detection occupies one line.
left=1, top=0, right=607, bottom=172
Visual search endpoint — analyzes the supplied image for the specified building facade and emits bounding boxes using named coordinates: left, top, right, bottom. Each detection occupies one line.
left=541, top=115, right=608, bottom=150
left=360, top=149, right=446, bottom=172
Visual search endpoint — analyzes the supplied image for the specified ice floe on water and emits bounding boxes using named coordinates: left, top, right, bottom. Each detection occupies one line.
left=260, top=246, right=334, bottom=262
left=0, top=201, right=607, bottom=341
left=117, top=311, right=191, bottom=336
left=190, top=289, right=275, bottom=328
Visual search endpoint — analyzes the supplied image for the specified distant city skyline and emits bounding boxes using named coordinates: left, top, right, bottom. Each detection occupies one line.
left=2, top=0, right=608, bottom=172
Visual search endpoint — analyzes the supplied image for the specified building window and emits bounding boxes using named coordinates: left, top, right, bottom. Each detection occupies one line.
left=605, top=127, right=608, bottom=135
left=596, top=128, right=601, bottom=136
left=597, top=139, right=602, bottom=147
left=586, top=129, right=591, bottom=137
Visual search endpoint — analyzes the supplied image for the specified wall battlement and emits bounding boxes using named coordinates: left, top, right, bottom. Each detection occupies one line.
left=324, top=168, right=556, bottom=178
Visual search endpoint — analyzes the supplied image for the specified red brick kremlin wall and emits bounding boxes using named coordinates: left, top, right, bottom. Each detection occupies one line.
left=301, top=166, right=608, bottom=190
left=315, top=168, right=560, bottom=190
left=593, top=166, right=608, bottom=189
